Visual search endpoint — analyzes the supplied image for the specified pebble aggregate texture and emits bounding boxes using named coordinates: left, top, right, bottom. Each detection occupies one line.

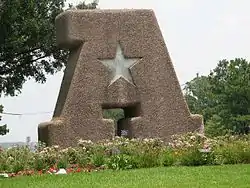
left=38, top=9, right=203, bottom=147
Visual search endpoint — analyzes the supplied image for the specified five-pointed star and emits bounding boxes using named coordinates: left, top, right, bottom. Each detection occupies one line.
left=99, top=44, right=140, bottom=86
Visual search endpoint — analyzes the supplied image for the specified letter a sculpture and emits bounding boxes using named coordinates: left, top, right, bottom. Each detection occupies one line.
left=38, top=9, right=203, bottom=147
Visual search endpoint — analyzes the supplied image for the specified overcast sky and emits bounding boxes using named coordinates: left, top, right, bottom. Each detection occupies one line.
left=1, top=0, right=250, bottom=142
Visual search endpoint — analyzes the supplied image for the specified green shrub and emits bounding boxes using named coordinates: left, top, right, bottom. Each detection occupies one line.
left=0, top=133, right=250, bottom=174
left=90, top=146, right=107, bottom=167
left=205, top=115, right=232, bottom=137
left=32, top=155, right=47, bottom=171
left=162, top=149, right=176, bottom=166
left=178, top=148, right=215, bottom=166
left=213, top=136, right=250, bottom=164
left=107, top=154, right=133, bottom=170
left=0, top=146, right=34, bottom=173
left=133, top=149, right=163, bottom=168
left=168, top=132, right=217, bottom=166
left=57, top=155, right=69, bottom=169
left=125, top=138, right=164, bottom=168
left=74, top=150, right=91, bottom=167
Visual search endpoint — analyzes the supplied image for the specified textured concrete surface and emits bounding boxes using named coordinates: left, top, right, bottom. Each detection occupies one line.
left=38, top=9, right=203, bottom=147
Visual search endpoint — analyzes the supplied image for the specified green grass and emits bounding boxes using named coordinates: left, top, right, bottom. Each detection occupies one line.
left=1, top=165, right=250, bottom=188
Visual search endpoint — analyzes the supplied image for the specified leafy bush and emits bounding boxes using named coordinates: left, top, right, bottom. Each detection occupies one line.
left=213, top=135, right=250, bottom=164
left=178, top=148, right=215, bottom=166
left=168, top=132, right=216, bottom=166
left=0, top=133, right=250, bottom=175
left=162, top=149, right=175, bottom=166
left=205, top=115, right=232, bottom=137
left=107, top=154, right=133, bottom=170
left=132, top=138, right=164, bottom=168
left=0, top=146, right=34, bottom=173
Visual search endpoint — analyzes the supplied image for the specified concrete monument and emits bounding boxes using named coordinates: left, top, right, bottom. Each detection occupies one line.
left=38, top=9, right=203, bottom=147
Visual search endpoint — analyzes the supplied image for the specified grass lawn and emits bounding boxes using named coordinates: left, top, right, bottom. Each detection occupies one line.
left=1, top=164, right=250, bottom=188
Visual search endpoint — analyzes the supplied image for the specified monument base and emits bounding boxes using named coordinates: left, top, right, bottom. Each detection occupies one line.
left=38, top=118, right=115, bottom=147
left=117, top=115, right=204, bottom=141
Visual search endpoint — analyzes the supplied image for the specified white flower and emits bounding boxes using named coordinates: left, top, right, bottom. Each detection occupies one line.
left=7, top=156, right=14, bottom=161
left=61, top=148, right=68, bottom=153
left=190, top=136, right=196, bottom=140
left=39, top=150, right=46, bottom=154
left=78, top=139, right=93, bottom=145
left=53, top=145, right=59, bottom=149
left=87, top=140, right=93, bottom=144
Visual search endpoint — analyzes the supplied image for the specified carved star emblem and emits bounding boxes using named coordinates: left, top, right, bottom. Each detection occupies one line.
left=99, top=44, right=140, bottom=86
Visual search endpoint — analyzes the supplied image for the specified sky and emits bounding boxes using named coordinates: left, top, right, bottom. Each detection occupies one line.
left=1, top=0, right=250, bottom=142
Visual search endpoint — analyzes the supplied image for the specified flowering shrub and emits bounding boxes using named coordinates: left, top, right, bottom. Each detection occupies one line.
left=0, top=133, right=249, bottom=177
left=168, top=132, right=216, bottom=166
left=212, top=134, right=250, bottom=164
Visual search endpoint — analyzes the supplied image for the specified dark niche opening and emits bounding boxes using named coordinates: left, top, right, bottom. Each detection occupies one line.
left=102, top=103, right=141, bottom=138
left=103, top=108, right=124, bottom=135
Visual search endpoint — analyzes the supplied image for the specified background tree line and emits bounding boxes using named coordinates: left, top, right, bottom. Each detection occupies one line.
left=0, top=0, right=249, bottom=137
left=184, top=58, right=250, bottom=137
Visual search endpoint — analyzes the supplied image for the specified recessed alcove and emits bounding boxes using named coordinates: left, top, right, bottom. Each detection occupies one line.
left=102, top=103, right=141, bottom=137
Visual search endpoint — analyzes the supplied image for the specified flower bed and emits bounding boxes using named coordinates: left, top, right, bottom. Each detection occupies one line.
left=0, top=133, right=250, bottom=178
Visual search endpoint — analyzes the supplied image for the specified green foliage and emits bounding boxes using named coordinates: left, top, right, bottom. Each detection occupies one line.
left=162, top=150, right=175, bottom=166
left=169, top=132, right=215, bottom=166
left=0, top=0, right=97, bottom=97
left=208, top=58, right=250, bottom=134
left=205, top=115, right=232, bottom=137
left=0, top=124, right=8, bottom=136
left=0, top=146, right=34, bottom=173
left=56, top=155, right=68, bottom=169
left=103, top=109, right=124, bottom=122
left=129, top=139, right=164, bottom=168
left=0, top=104, right=8, bottom=136
left=1, top=133, right=250, bottom=174
left=184, top=75, right=214, bottom=123
left=90, top=153, right=106, bottom=167
left=32, top=155, right=47, bottom=171
left=184, top=58, right=250, bottom=136
left=69, top=0, right=98, bottom=9
left=178, top=148, right=215, bottom=166
left=0, top=0, right=65, bottom=96
left=89, top=145, right=107, bottom=167
left=107, top=154, right=133, bottom=170
left=213, top=135, right=250, bottom=164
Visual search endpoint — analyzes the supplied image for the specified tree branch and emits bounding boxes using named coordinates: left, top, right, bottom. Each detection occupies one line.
left=0, top=47, right=40, bottom=62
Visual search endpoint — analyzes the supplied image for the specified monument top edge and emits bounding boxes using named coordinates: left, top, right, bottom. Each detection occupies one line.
left=66, top=8, right=153, bottom=12
left=57, top=8, right=154, bottom=17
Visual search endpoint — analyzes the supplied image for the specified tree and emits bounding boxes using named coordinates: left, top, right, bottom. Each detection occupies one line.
left=68, top=0, right=98, bottom=9
left=0, top=0, right=97, bottom=97
left=0, top=105, right=9, bottom=135
left=208, top=58, right=250, bottom=134
left=184, top=58, right=250, bottom=136
left=184, top=74, right=214, bottom=124
left=0, top=0, right=97, bottom=135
